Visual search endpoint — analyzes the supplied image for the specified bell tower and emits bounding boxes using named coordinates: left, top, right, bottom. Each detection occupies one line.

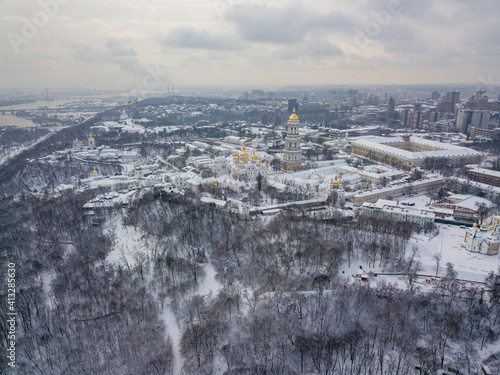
left=135, top=162, right=144, bottom=179
left=329, top=176, right=346, bottom=206
left=282, top=108, right=302, bottom=171
left=88, top=132, right=96, bottom=149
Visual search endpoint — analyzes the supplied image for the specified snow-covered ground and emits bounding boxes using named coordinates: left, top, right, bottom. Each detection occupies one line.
left=0, top=130, right=53, bottom=166
left=105, top=214, right=146, bottom=268
left=160, top=262, right=222, bottom=375
left=412, top=224, right=498, bottom=282
left=192, top=262, right=222, bottom=297
left=105, top=213, right=223, bottom=375
left=338, top=222, right=499, bottom=291
left=161, top=307, right=183, bottom=375
left=103, top=202, right=500, bottom=374
left=397, top=193, right=433, bottom=207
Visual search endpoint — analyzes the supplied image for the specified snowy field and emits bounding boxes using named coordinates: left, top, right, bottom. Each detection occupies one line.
left=348, top=223, right=498, bottom=288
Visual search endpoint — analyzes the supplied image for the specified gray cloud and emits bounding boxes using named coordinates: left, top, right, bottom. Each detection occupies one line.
left=304, top=38, right=343, bottom=57
left=275, top=36, right=343, bottom=61
left=106, top=38, right=138, bottom=58
left=105, top=38, right=148, bottom=76
left=225, top=1, right=354, bottom=44
left=71, top=39, right=154, bottom=78
left=1, top=0, right=500, bottom=89
left=71, top=44, right=103, bottom=64
left=375, top=23, right=426, bottom=54
left=161, top=26, right=239, bottom=50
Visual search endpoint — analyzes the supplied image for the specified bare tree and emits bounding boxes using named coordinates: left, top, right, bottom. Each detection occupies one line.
left=476, top=202, right=491, bottom=225
left=433, top=252, right=442, bottom=277
left=407, top=245, right=422, bottom=293
left=256, top=172, right=263, bottom=193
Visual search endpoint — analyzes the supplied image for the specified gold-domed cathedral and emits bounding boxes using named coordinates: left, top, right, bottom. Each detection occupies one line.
left=283, top=108, right=302, bottom=171
left=329, top=175, right=346, bottom=206
left=230, top=145, right=267, bottom=182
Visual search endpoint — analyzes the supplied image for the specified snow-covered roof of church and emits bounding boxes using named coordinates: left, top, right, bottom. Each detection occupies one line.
left=465, top=227, right=500, bottom=243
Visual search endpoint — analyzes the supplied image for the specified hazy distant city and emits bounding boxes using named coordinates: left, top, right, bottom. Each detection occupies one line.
left=2, top=0, right=500, bottom=374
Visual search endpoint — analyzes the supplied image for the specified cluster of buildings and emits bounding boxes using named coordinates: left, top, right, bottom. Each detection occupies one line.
left=71, top=132, right=140, bottom=163
left=456, top=109, right=491, bottom=134
left=373, top=88, right=500, bottom=139
left=40, top=95, right=500, bottom=258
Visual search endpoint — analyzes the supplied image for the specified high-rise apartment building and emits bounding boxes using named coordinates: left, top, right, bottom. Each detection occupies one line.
left=457, top=109, right=490, bottom=134
left=386, top=97, right=395, bottom=124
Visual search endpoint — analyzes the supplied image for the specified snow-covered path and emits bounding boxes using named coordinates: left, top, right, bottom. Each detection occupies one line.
left=162, top=306, right=184, bottom=375
left=105, top=214, right=225, bottom=374
left=162, top=261, right=223, bottom=375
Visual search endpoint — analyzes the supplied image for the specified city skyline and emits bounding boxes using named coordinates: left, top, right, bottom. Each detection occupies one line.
left=1, top=0, right=500, bottom=90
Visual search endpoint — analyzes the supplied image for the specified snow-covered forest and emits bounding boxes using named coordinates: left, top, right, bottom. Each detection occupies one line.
left=2, top=189, right=500, bottom=374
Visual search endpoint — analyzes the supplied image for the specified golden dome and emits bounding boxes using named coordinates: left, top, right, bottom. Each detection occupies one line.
left=240, top=145, right=249, bottom=158
left=289, top=108, right=299, bottom=121
left=233, top=152, right=239, bottom=161
left=88, top=132, right=94, bottom=141
left=250, top=151, right=257, bottom=160
left=256, top=159, right=261, bottom=164
left=239, top=159, right=245, bottom=165
left=330, top=176, right=342, bottom=188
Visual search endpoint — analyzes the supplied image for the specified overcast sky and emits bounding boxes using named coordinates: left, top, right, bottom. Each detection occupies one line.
left=1, top=0, right=499, bottom=91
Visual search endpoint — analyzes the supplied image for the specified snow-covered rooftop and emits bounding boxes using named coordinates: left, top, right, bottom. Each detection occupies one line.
left=468, top=167, right=500, bottom=178
left=351, top=136, right=481, bottom=161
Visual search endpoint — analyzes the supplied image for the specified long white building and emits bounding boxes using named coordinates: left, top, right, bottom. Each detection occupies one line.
left=351, top=176, right=445, bottom=206
left=351, top=135, right=481, bottom=170
left=360, top=199, right=435, bottom=228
